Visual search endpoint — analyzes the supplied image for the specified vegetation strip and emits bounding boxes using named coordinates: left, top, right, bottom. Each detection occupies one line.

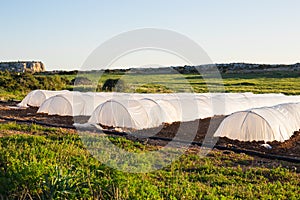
left=1, top=115, right=300, bottom=163
left=114, top=130, right=300, bottom=164
left=1, top=116, right=299, bottom=164
left=0, top=116, right=75, bottom=129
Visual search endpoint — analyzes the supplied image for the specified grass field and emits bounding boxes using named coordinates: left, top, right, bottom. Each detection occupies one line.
left=0, top=122, right=299, bottom=199
left=22, top=71, right=300, bottom=95
left=2, top=71, right=300, bottom=100
left=68, top=71, right=300, bottom=95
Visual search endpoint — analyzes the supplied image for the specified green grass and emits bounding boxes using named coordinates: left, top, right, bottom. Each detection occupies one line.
left=0, top=123, right=299, bottom=199
left=66, top=71, right=300, bottom=94
left=2, top=71, right=300, bottom=100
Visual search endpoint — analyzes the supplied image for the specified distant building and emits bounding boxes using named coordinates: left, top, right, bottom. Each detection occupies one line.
left=0, top=61, right=45, bottom=73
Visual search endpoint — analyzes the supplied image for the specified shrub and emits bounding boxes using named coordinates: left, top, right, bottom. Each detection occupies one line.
left=99, top=78, right=127, bottom=92
left=71, top=77, right=93, bottom=85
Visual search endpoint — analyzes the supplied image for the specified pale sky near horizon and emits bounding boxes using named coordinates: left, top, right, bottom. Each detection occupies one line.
left=0, top=0, right=299, bottom=70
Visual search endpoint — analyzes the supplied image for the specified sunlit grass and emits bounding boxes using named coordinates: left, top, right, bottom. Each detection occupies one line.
left=77, top=71, right=300, bottom=95
left=2, top=71, right=300, bottom=100
left=0, top=123, right=299, bottom=199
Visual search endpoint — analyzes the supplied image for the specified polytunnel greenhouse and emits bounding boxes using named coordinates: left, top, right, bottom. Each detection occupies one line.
left=37, top=92, right=111, bottom=116
left=88, top=98, right=166, bottom=130
left=214, top=103, right=300, bottom=142
left=87, top=96, right=219, bottom=129
left=18, top=89, right=69, bottom=107
left=37, top=92, right=85, bottom=116
left=15, top=90, right=300, bottom=134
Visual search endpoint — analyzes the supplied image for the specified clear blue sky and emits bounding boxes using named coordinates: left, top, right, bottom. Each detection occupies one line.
left=0, top=0, right=299, bottom=70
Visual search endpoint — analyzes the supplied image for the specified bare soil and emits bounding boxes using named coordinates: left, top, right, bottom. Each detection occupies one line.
left=0, top=101, right=89, bottom=126
left=0, top=101, right=299, bottom=159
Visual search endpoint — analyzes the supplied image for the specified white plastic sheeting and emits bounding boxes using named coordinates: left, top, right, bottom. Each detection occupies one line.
left=80, top=93, right=110, bottom=115
left=214, top=103, right=300, bottom=142
left=87, top=93, right=300, bottom=130
left=35, top=91, right=300, bottom=116
left=18, top=90, right=300, bottom=132
left=210, top=95, right=300, bottom=116
left=18, top=89, right=300, bottom=138
left=18, top=90, right=69, bottom=107
left=38, top=92, right=83, bottom=116
left=37, top=92, right=111, bottom=116
left=88, top=96, right=217, bottom=129
left=88, top=98, right=165, bottom=129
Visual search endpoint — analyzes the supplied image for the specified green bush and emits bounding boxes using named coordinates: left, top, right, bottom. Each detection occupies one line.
left=98, top=78, right=127, bottom=92
left=0, top=71, right=70, bottom=100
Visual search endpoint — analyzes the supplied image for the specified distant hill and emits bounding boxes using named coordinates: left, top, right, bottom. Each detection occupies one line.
left=47, top=63, right=300, bottom=74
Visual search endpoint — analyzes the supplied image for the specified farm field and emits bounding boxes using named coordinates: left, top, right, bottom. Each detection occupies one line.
left=0, top=71, right=300, bottom=199
left=2, top=0, right=300, bottom=199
